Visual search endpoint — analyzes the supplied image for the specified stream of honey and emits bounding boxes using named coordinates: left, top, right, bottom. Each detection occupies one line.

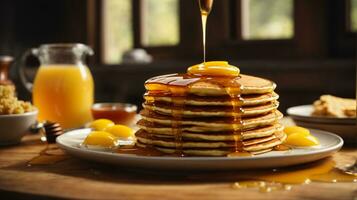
left=198, top=0, right=214, bottom=63
left=197, top=0, right=247, bottom=156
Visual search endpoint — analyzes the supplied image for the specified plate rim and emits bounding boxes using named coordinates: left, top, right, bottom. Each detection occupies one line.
left=287, top=104, right=356, bottom=124
left=56, top=128, right=343, bottom=162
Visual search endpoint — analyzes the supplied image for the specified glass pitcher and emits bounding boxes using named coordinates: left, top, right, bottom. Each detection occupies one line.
left=20, top=43, right=94, bottom=129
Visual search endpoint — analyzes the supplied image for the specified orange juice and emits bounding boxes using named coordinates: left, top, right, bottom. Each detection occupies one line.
left=33, top=65, right=94, bottom=129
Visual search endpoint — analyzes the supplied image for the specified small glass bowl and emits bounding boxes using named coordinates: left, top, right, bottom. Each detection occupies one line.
left=91, top=103, right=138, bottom=126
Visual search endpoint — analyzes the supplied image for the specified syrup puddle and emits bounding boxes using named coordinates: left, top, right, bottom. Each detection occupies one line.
left=115, top=146, right=356, bottom=192
left=28, top=144, right=68, bottom=166
left=227, top=158, right=357, bottom=192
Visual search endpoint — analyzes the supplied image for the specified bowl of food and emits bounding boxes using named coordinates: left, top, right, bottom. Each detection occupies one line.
left=0, top=85, right=37, bottom=145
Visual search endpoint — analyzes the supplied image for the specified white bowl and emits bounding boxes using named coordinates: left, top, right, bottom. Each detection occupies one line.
left=0, top=109, right=38, bottom=145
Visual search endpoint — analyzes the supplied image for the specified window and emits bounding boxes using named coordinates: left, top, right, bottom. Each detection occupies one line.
left=142, top=0, right=180, bottom=46
left=102, top=0, right=133, bottom=64
left=350, top=0, right=357, bottom=31
left=241, top=0, right=293, bottom=40
left=91, top=0, right=354, bottom=64
left=101, top=0, right=179, bottom=64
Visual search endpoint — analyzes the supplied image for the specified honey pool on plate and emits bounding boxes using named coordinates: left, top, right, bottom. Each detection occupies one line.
left=190, top=158, right=357, bottom=192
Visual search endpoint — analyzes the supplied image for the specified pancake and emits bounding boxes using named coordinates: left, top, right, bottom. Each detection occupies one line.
left=136, top=132, right=285, bottom=149
left=144, top=92, right=279, bottom=106
left=143, top=101, right=279, bottom=117
left=140, top=109, right=283, bottom=131
left=136, top=142, right=273, bottom=156
left=137, top=121, right=284, bottom=141
left=145, top=74, right=276, bottom=96
left=135, top=131, right=286, bottom=156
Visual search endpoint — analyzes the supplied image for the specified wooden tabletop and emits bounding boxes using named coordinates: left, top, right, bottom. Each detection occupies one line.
left=0, top=119, right=356, bottom=200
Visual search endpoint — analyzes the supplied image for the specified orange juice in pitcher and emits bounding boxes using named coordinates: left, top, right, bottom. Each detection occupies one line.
left=33, top=65, right=93, bottom=129
left=20, top=44, right=94, bottom=129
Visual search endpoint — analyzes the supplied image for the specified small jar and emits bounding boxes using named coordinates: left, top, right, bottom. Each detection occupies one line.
left=0, top=56, right=14, bottom=86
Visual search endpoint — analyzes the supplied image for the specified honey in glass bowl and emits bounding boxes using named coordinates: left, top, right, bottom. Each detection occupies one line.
left=91, top=103, right=137, bottom=126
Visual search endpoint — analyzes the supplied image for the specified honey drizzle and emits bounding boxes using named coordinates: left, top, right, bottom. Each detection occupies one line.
left=273, top=144, right=291, bottom=151
left=225, top=81, right=247, bottom=156
left=198, top=0, right=214, bottom=63
left=171, top=92, right=186, bottom=156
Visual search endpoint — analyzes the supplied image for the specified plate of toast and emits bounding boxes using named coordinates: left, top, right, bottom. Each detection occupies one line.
left=287, top=95, right=356, bottom=142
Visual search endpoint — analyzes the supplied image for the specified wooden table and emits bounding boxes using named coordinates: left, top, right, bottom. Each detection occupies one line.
left=0, top=119, right=356, bottom=200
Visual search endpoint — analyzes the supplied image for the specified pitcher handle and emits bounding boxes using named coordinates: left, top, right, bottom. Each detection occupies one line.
left=19, top=48, right=38, bottom=93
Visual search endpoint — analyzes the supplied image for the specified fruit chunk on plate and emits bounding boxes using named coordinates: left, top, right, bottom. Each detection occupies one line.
left=82, top=119, right=135, bottom=150
left=284, top=126, right=319, bottom=147
left=83, top=131, right=118, bottom=150
left=105, top=125, right=134, bottom=138
left=89, top=119, right=115, bottom=131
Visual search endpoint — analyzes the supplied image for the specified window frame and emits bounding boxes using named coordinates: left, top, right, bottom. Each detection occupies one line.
left=88, top=0, right=355, bottom=65
left=328, top=0, right=356, bottom=58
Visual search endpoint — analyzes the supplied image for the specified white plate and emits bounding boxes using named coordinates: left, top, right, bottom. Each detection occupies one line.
left=56, top=128, right=343, bottom=170
left=287, top=105, right=356, bottom=141
left=287, top=105, right=355, bottom=125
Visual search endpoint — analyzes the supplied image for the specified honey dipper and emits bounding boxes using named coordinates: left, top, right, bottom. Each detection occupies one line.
left=31, top=121, right=63, bottom=144
left=41, top=121, right=64, bottom=143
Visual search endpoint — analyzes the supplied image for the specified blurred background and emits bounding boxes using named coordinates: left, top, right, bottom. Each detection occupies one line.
left=0, top=0, right=355, bottom=112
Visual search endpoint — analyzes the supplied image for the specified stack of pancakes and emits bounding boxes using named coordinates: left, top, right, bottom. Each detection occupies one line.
left=135, top=74, right=286, bottom=156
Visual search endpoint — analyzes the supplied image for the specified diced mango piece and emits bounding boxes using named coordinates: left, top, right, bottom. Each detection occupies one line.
left=83, top=131, right=117, bottom=148
left=89, top=119, right=114, bottom=131
left=285, top=132, right=319, bottom=147
left=284, top=126, right=310, bottom=136
left=105, top=125, right=134, bottom=138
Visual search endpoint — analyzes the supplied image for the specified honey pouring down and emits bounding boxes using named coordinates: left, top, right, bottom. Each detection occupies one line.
left=197, top=0, right=248, bottom=156
left=198, top=0, right=214, bottom=63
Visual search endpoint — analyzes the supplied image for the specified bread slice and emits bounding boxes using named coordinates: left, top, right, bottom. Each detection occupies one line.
left=312, top=95, right=356, bottom=118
